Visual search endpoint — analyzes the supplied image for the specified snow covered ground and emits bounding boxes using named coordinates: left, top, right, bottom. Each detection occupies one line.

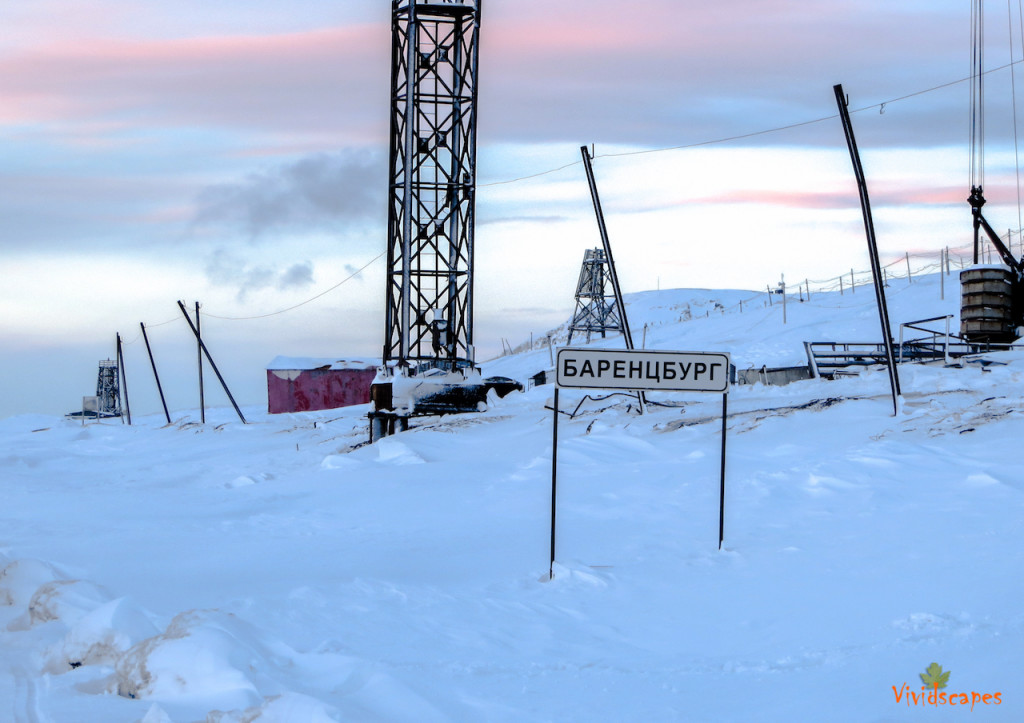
left=2, top=271, right=1022, bottom=721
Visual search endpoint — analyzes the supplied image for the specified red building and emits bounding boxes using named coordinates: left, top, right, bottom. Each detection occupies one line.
left=266, top=356, right=378, bottom=414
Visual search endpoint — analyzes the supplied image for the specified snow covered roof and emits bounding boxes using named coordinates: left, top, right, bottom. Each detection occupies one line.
left=266, top=355, right=379, bottom=371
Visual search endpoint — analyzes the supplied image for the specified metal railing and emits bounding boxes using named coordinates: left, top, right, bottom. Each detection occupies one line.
left=804, top=334, right=1015, bottom=378
left=899, top=315, right=953, bottom=365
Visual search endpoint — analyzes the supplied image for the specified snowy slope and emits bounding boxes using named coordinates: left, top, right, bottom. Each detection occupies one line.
left=484, top=272, right=962, bottom=382
left=1, top=271, right=1021, bottom=722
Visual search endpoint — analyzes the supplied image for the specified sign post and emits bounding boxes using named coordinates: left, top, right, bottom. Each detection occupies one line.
left=720, top=393, right=728, bottom=550
left=550, top=386, right=560, bottom=580
left=549, top=348, right=731, bottom=577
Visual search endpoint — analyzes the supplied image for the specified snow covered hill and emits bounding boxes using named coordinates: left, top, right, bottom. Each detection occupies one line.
left=484, top=270, right=963, bottom=382
left=2, top=271, right=1021, bottom=721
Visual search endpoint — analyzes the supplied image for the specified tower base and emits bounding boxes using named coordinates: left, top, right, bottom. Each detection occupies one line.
left=368, top=368, right=521, bottom=441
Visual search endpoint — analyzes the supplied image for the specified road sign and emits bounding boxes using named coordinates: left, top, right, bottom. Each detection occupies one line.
left=547, top=346, right=733, bottom=578
left=556, top=348, right=730, bottom=393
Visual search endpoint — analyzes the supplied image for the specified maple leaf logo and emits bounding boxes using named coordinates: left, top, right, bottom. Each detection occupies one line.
left=920, top=662, right=951, bottom=690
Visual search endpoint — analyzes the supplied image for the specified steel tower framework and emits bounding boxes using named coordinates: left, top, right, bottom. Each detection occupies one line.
left=96, top=359, right=122, bottom=417
left=383, top=0, right=481, bottom=371
left=567, top=248, right=623, bottom=344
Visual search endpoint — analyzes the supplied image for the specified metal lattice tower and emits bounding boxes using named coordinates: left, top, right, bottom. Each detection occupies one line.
left=383, top=0, right=481, bottom=371
left=567, top=248, right=623, bottom=344
left=96, top=359, right=122, bottom=417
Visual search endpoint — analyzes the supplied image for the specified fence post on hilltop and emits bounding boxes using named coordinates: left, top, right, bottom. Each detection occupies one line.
left=840, top=275, right=844, bottom=295
left=905, top=253, right=912, bottom=283
left=851, top=268, right=855, bottom=293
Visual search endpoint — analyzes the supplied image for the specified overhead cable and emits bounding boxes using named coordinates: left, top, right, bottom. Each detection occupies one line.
left=481, top=58, right=1024, bottom=178
left=201, top=251, right=386, bottom=321
left=199, top=61, right=1024, bottom=323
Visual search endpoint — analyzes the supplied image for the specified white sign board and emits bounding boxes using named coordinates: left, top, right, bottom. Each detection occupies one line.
left=556, top=348, right=730, bottom=393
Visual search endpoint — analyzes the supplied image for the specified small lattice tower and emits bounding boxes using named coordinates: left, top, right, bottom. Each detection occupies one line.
left=96, top=359, right=122, bottom=417
left=567, top=248, right=623, bottom=344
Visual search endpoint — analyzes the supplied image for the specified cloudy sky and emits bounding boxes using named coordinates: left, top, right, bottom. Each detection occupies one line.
left=2, top=0, right=1022, bottom=418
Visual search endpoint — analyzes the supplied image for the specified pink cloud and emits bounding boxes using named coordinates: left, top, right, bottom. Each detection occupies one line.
left=0, top=25, right=387, bottom=138
left=687, top=189, right=855, bottom=210
left=478, top=0, right=965, bottom=146
left=871, top=185, right=967, bottom=207
left=680, top=185, right=966, bottom=211
left=0, top=1, right=975, bottom=153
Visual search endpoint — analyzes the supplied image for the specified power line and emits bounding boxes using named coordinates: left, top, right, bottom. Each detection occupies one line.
left=144, top=316, right=183, bottom=329
left=196, top=60, right=1024, bottom=324
left=478, top=159, right=583, bottom=187
left=201, top=251, right=385, bottom=321
left=119, top=315, right=182, bottom=345
left=596, top=113, right=838, bottom=160
left=480, top=58, right=1024, bottom=177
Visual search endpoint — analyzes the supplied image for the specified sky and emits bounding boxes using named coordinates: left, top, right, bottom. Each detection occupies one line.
left=3, top=0, right=1024, bottom=418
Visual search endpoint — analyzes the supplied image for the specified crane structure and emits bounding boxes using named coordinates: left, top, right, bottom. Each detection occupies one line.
left=962, top=0, right=1024, bottom=342
left=967, top=0, right=1021, bottom=272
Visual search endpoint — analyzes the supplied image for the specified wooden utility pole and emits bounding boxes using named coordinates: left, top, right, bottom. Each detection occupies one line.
left=140, top=323, right=171, bottom=424
left=196, top=302, right=205, bottom=423
left=177, top=301, right=246, bottom=424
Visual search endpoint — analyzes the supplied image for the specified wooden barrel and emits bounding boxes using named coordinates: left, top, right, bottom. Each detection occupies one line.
left=960, top=266, right=1016, bottom=342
